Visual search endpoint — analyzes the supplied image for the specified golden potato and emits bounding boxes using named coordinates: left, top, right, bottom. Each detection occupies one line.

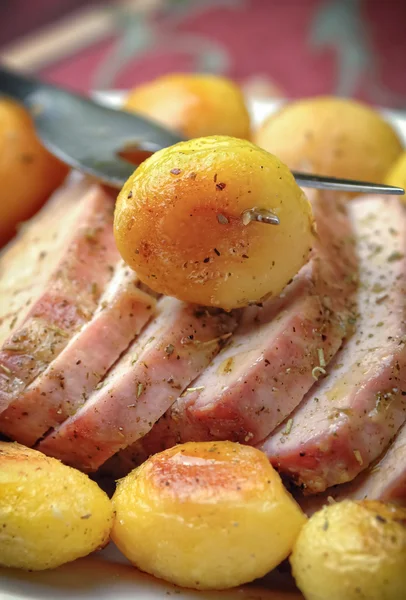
left=0, top=98, right=68, bottom=247
left=290, top=500, right=406, bottom=600
left=385, top=150, right=406, bottom=197
left=111, top=441, right=306, bottom=590
left=255, top=97, right=403, bottom=184
left=125, top=73, right=250, bottom=139
left=114, top=135, right=314, bottom=310
left=0, top=442, right=114, bottom=570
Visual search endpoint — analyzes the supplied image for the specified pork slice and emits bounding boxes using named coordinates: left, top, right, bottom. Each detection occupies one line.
left=38, top=298, right=237, bottom=471
left=0, top=181, right=118, bottom=412
left=112, top=190, right=357, bottom=471
left=260, top=195, right=406, bottom=494
left=339, top=423, right=406, bottom=505
left=0, top=262, right=157, bottom=446
left=326, top=421, right=406, bottom=507
left=298, top=422, right=406, bottom=516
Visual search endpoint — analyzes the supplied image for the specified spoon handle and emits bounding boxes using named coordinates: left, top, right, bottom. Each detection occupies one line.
left=0, top=66, right=41, bottom=103
left=293, top=171, right=404, bottom=195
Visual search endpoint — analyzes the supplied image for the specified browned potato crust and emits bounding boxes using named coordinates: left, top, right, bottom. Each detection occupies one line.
left=112, top=441, right=306, bottom=590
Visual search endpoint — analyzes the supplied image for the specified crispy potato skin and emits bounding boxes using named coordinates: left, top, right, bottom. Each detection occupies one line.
left=111, top=441, right=306, bottom=590
left=290, top=500, right=406, bottom=600
left=0, top=98, right=68, bottom=247
left=255, top=97, right=403, bottom=184
left=0, top=442, right=114, bottom=570
left=125, top=74, right=251, bottom=139
left=114, top=135, right=314, bottom=310
left=386, top=151, right=406, bottom=198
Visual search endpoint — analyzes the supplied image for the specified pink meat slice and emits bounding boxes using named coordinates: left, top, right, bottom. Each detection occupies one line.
left=0, top=262, right=157, bottom=446
left=111, top=189, right=357, bottom=470
left=299, top=424, right=406, bottom=516
left=260, top=195, right=406, bottom=494
left=38, top=298, right=237, bottom=471
left=340, top=423, right=406, bottom=505
left=0, top=181, right=118, bottom=413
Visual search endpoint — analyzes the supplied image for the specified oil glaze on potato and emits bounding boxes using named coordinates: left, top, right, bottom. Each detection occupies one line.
left=111, top=441, right=306, bottom=590
left=290, top=500, right=406, bottom=600
left=255, top=97, right=403, bottom=184
left=0, top=98, right=68, bottom=247
left=125, top=73, right=251, bottom=140
left=114, top=135, right=314, bottom=310
left=0, top=442, right=114, bottom=571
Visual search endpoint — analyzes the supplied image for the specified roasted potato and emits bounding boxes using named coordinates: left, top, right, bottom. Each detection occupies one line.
left=114, top=135, right=314, bottom=310
left=255, top=97, right=403, bottom=184
left=111, top=441, right=306, bottom=590
left=125, top=73, right=250, bottom=139
left=290, top=500, right=406, bottom=600
left=385, top=150, right=406, bottom=197
left=0, top=442, right=114, bottom=570
left=0, top=98, right=68, bottom=247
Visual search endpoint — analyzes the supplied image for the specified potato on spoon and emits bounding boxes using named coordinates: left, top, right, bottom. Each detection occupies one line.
left=114, top=135, right=314, bottom=310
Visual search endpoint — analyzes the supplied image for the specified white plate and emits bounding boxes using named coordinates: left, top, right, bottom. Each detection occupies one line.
left=0, top=543, right=299, bottom=600
left=1, top=94, right=405, bottom=600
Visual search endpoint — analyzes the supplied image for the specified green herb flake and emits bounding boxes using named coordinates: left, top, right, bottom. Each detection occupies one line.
left=387, top=251, right=404, bottom=262
left=353, top=450, right=363, bottom=465
left=182, top=386, right=205, bottom=396
left=283, top=418, right=294, bottom=435
left=317, top=348, right=326, bottom=368
left=312, top=366, right=326, bottom=381
left=217, top=214, right=229, bottom=225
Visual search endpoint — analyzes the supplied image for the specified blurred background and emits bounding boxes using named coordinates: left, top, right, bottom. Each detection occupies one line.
left=0, top=0, right=405, bottom=107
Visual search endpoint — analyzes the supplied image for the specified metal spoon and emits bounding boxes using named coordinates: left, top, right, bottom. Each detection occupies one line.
left=0, top=66, right=404, bottom=206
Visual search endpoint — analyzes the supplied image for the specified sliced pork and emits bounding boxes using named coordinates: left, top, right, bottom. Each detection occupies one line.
left=0, top=181, right=118, bottom=413
left=38, top=298, right=237, bottom=470
left=0, top=262, right=156, bottom=446
left=341, top=425, right=406, bottom=505
left=110, top=189, right=357, bottom=470
left=298, top=422, right=406, bottom=516
left=260, top=195, right=406, bottom=493
left=330, top=421, right=406, bottom=506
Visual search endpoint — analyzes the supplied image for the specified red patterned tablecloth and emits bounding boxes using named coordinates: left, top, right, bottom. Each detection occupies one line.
left=0, top=0, right=405, bottom=107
